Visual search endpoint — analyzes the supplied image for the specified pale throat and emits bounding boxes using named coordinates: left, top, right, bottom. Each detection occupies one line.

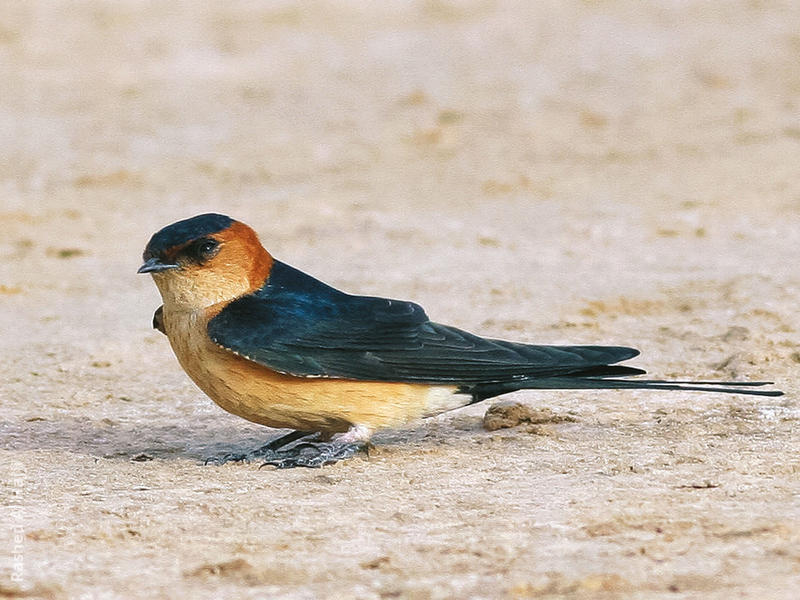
left=153, top=269, right=252, bottom=311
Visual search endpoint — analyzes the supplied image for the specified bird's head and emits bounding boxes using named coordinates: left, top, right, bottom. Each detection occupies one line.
left=138, top=213, right=273, bottom=310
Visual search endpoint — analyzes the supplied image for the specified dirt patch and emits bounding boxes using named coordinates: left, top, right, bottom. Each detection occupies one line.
left=483, top=401, right=577, bottom=432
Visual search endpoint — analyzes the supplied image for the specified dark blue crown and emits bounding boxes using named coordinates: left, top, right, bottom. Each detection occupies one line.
left=144, top=213, right=233, bottom=259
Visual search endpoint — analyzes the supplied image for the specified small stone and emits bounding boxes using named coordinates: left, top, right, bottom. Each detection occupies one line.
left=130, top=453, right=154, bottom=462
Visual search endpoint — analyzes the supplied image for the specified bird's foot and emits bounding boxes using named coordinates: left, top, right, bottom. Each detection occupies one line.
left=261, top=425, right=373, bottom=469
left=203, top=430, right=318, bottom=465
left=260, top=440, right=368, bottom=469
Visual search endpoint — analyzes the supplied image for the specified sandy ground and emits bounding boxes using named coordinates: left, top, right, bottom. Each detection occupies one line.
left=1, top=1, right=799, bottom=598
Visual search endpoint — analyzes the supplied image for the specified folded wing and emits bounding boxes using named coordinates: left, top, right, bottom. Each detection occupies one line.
left=207, top=261, right=639, bottom=384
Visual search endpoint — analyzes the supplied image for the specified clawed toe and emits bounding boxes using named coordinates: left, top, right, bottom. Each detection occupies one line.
left=203, top=452, right=249, bottom=466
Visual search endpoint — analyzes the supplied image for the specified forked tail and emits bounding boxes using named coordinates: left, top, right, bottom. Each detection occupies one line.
left=464, top=366, right=783, bottom=402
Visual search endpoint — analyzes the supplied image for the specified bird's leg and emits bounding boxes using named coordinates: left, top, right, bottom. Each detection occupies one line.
left=204, top=430, right=319, bottom=465
left=253, top=430, right=320, bottom=455
left=261, top=425, right=372, bottom=469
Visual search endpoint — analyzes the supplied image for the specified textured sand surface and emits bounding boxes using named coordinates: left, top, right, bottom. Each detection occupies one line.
left=1, top=2, right=799, bottom=598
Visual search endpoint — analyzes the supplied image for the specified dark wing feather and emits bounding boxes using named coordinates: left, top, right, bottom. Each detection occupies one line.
left=208, top=261, right=640, bottom=383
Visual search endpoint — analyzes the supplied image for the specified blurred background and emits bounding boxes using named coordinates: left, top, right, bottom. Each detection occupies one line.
left=3, top=1, right=799, bottom=307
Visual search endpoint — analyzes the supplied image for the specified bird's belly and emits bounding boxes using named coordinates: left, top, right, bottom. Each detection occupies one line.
left=163, top=309, right=464, bottom=432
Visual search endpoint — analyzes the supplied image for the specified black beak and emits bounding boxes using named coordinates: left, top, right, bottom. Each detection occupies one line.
left=137, top=257, right=179, bottom=274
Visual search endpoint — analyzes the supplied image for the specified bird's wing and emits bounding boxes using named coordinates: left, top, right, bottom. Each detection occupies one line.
left=207, top=261, right=639, bottom=383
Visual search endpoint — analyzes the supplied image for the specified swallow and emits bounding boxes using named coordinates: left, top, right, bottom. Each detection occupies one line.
left=138, top=213, right=782, bottom=468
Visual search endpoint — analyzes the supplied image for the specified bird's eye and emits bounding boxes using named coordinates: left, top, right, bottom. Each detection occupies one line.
left=192, top=239, right=219, bottom=260
left=199, top=241, right=216, bottom=254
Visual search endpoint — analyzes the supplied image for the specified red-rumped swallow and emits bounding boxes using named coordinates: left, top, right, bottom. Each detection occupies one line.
left=138, top=213, right=782, bottom=468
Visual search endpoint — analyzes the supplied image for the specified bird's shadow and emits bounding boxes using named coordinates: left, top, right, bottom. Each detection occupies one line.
left=0, top=412, right=491, bottom=464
